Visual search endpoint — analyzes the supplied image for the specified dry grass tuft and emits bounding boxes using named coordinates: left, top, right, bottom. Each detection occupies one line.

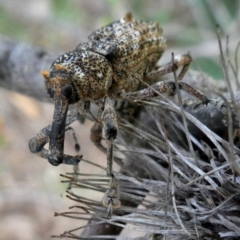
left=53, top=35, right=240, bottom=240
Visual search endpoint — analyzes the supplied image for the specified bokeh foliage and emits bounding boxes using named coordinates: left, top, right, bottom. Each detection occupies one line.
left=0, top=0, right=239, bottom=79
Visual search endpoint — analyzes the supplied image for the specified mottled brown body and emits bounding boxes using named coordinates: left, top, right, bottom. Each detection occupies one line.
left=76, top=13, right=166, bottom=97
left=29, top=13, right=209, bottom=216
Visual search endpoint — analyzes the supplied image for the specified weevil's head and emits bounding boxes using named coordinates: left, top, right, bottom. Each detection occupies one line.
left=43, top=63, right=80, bottom=104
left=41, top=50, right=113, bottom=166
left=42, top=63, right=80, bottom=166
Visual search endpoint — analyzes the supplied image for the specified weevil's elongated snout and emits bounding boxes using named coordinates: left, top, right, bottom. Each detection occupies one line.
left=42, top=65, right=79, bottom=166
left=48, top=91, right=69, bottom=166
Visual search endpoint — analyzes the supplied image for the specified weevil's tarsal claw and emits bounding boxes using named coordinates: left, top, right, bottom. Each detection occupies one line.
left=62, top=155, right=82, bottom=165
left=48, top=93, right=69, bottom=166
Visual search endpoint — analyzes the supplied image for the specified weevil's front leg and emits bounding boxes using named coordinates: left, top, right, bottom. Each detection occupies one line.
left=102, top=98, right=118, bottom=176
left=146, top=53, right=192, bottom=80
left=90, top=121, right=105, bottom=151
left=29, top=109, right=82, bottom=165
left=91, top=99, right=120, bottom=216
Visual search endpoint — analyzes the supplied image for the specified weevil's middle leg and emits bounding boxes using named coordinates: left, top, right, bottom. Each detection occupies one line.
left=90, top=109, right=106, bottom=153
left=65, top=126, right=80, bottom=152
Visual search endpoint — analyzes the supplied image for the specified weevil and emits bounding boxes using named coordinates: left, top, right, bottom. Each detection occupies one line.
left=29, top=13, right=209, bottom=216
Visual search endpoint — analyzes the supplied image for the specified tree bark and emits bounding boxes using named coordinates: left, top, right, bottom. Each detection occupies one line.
left=0, top=37, right=60, bottom=102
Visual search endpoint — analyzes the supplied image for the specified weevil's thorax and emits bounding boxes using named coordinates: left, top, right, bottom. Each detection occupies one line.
left=76, top=13, right=167, bottom=95
left=49, top=51, right=113, bottom=101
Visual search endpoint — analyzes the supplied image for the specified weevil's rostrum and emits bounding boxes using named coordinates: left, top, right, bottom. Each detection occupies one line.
left=29, top=13, right=209, bottom=216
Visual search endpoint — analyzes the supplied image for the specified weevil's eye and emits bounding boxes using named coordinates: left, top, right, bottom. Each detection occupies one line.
left=61, top=85, right=72, bottom=98
left=48, top=88, right=54, bottom=98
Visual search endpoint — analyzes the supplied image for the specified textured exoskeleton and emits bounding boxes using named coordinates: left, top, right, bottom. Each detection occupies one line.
left=29, top=13, right=208, bottom=216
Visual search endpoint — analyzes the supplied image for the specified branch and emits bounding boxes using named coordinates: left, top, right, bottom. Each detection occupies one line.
left=0, top=36, right=60, bottom=102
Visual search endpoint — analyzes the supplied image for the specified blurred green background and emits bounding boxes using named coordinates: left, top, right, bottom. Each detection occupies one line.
left=0, top=1, right=239, bottom=239
left=1, top=0, right=239, bottom=79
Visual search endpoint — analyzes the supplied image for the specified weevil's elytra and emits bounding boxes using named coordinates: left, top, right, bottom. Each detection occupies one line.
left=29, top=13, right=209, bottom=215
left=76, top=14, right=166, bottom=95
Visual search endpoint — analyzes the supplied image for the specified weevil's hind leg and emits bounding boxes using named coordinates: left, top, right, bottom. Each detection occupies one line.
left=146, top=53, right=192, bottom=80
left=29, top=109, right=82, bottom=165
left=121, top=53, right=209, bottom=104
